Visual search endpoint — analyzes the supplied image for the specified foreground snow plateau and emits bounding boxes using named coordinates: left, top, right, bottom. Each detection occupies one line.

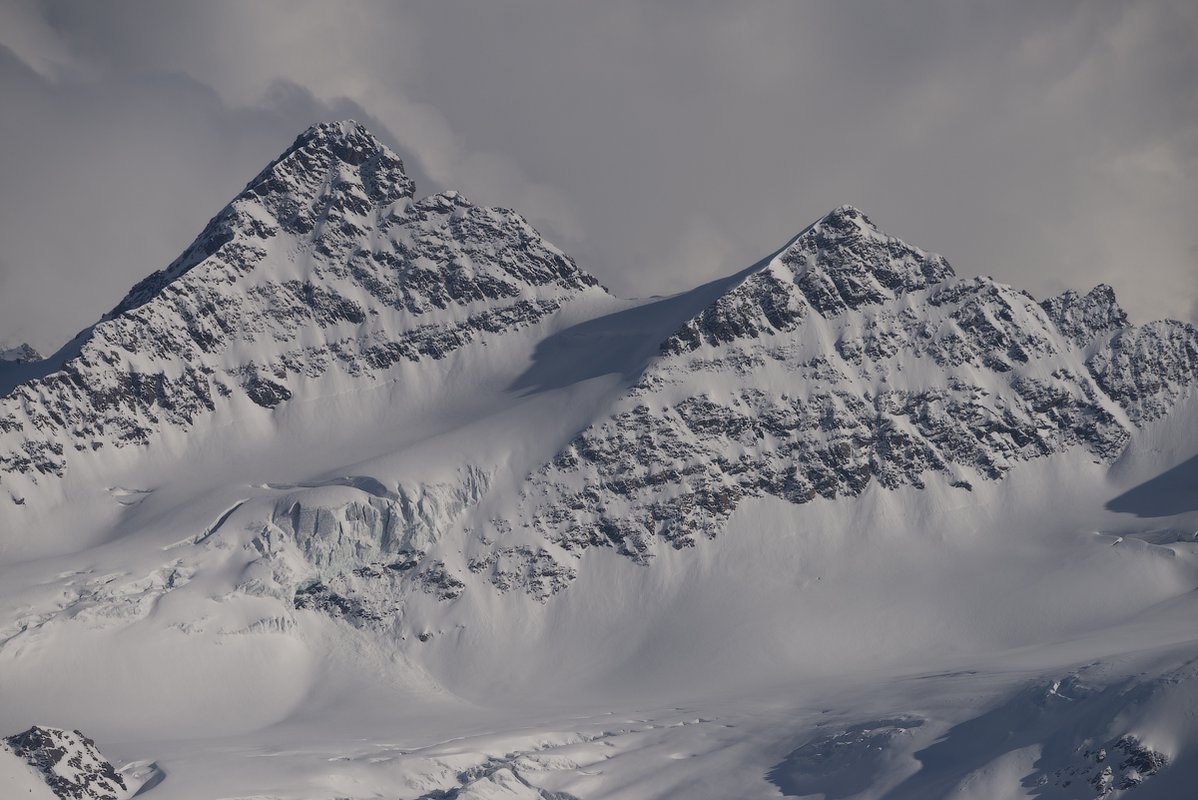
left=2, top=122, right=1197, bottom=799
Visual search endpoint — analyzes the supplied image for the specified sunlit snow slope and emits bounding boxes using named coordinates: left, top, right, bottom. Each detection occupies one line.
left=2, top=122, right=1198, bottom=800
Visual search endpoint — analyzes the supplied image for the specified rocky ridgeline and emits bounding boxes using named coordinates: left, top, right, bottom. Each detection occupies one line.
left=2, top=124, right=1196, bottom=612
left=0, top=121, right=599, bottom=494
left=1041, top=283, right=1198, bottom=424
left=3, top=726, right=129, bottom=799
left=1040, top=283, right=1129, bottom=347
left=517, top=207, right=1197, bottom=568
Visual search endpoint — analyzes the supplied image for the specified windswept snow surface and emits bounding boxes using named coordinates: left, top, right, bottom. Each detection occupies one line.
left=2, top=124, right=1198, bottom=799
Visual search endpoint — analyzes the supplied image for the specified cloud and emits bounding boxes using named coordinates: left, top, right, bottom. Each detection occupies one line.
left=649, top=216, right=746, bottom=298
left=0, top=2, right=584, bottom=351
left=0, top=47, right=398, bottom=352
left=1, top=0, right=1195, bottom=351
left=40, top=0, right=585, bottom=241
left=388, top=1, right=1198, bottom=318
left=0, top=0, right=84, bottom=80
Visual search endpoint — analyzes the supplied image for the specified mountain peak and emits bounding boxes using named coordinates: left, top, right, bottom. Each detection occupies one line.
left=286, top=120, right=390, bottom=166
left=1, top=119, right=606, bottom=482
left=107, top=121, right=416, bottom=318
left=818, top=203, right=873, bottom=227
left=245, top=118, right=414, bottom=201
left=663, top=207, right=956, bottom=354
left=779, top=206, right=954, bottom=314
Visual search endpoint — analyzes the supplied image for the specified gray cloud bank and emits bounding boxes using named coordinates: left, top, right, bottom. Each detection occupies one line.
left=1, top=0, right=1195, bottom=353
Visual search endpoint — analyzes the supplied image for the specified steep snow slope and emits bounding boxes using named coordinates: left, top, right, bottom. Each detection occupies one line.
left=2, top=122, right=1198, bottom=799
left=0, top=122, right=599, bottom=495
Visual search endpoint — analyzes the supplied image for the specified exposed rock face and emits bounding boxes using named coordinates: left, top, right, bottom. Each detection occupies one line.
left=415, top=756, right=583, bottom=799
left=514, top=207, right=1188, bottom=579
left=1085, top=736, right=1168, bottom=796
left=1089, top=320, right=1198, bottom=424
left=293, top=553, right=465, bottom=619
left=1041, top=283, right=1198, bottom=424
left=2, top=122, right=1196, bottom=614
left=3, top=726, right=128, bottom=800
left=99, top=198, right=1194, bottom=613
left=663, top=206, right=952, bottom=355
left=0, top=121, right=601, bottom=490
left=1041, top=284, right=1129, bottom=347
left=467, top=545, right=578, bottom=601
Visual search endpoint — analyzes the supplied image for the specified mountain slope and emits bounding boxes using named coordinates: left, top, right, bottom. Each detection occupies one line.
left=0, top=121, right=603, bottom=507
left=1, top=123, right=1198, bottom=799
left=495, top=206, right=1194, bottom=574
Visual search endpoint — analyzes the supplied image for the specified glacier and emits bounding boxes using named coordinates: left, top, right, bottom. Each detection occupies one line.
left=1, top=121, right=1197, bottom=799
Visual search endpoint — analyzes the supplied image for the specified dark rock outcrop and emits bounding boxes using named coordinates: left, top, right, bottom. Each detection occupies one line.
left=4, top=726, right=128, bottom=800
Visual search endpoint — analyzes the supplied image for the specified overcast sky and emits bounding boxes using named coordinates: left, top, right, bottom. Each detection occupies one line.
left=1, top=1, right=1195, bottom=353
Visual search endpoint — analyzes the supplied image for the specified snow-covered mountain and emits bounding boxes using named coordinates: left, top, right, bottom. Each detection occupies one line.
left=517, top=206, right=1194, bottom=564
left=0, top=726, right=158, bottom=800
left=0, top=121, right=600, bottom=501
left=2, top=121, right=1197, bottom=799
